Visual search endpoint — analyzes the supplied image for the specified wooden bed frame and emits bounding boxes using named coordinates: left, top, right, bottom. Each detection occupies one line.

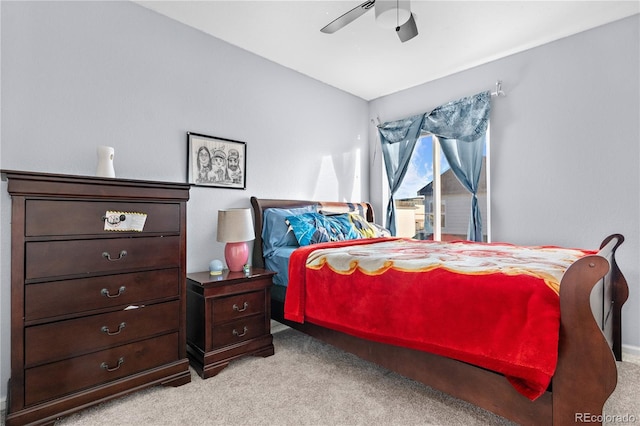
left=250, top=196, right=629, bottom=426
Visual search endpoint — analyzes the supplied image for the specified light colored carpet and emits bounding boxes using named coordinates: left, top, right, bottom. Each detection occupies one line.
left=9, top=325, right=640, bottom=425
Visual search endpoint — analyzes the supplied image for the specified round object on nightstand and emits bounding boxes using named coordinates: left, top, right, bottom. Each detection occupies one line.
left=209, top=259, right=224, bottom=275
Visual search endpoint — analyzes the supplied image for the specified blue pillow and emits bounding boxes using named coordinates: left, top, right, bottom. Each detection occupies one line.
left=285, top=212, right=361, bottom=246
left=262, top=205, right=317, bottom=257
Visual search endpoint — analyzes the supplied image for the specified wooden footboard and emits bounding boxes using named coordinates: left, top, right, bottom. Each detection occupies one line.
left=552, top=234, right=628, bottom=424
left=250, top=198, right=628, bottom=426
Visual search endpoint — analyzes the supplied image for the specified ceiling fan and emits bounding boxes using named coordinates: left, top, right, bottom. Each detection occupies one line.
left=321, top=0, right=418, bottom=43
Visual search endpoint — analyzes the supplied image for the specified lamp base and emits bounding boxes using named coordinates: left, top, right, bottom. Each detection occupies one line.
left=225, top=241, right=249, bottom=272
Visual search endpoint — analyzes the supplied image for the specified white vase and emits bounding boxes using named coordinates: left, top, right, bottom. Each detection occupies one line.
left=96, top=146, right=116, bottom=178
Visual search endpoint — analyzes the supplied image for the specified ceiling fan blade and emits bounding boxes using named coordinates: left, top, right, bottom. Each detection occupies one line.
left=321, top=0, right=376, bottom=34
left=396, top=13, right=418, bottom=42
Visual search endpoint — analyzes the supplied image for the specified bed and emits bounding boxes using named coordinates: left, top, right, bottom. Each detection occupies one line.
left=250, top=196, right=629, bottom=425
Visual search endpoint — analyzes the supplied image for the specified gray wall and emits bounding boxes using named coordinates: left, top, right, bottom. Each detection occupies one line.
left=0, top=0, right=369, bottom=402
left=369, top=14, right=639, bottom=353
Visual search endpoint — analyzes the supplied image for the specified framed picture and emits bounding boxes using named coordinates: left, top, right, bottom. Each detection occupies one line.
left=187, top=132, right=246, bottom=189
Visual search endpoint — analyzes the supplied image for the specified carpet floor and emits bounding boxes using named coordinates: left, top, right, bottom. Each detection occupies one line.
left=10, top=325, right=640, bottom=425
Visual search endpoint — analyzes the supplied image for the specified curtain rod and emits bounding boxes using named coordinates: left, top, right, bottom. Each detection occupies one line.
left=372, top=81, right=505, bottom=125
left=491, top=80, right=506, bottom=97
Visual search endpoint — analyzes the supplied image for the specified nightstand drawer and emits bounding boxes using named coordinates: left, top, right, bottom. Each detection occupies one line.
left=25, top=236, right=180, bottom=280
left=24, top=332, right=179, bottom=406
left=212, top=290, right=266, bottom=324
left=25, top=268, right=180, bottom=321
left=25, top=200, right=180, bottom=236
left=211, top=315, right=266, bottom=349
left=25, top=301, right=180, bottom=367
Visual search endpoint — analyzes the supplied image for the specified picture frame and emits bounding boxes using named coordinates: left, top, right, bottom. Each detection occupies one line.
left=187, top=132, right=246, bottom=189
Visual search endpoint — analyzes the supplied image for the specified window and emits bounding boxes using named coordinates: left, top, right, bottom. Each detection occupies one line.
left=393, top=134, right=489, bottom=241
left=425, top=200, right=446, bottom=229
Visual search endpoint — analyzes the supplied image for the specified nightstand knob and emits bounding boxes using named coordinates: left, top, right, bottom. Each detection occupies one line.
left=233, top=302, right=248, bottom=312
left=232, top=326, right=248, bottom=337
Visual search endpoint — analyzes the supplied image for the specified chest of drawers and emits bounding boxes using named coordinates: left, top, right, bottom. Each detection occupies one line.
left=186, top=268, right=275, bottom=378
left=2, top=170, right=191, bottom=425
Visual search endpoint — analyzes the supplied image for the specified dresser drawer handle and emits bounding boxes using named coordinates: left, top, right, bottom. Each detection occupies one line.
left=102, top=250, right=127, bottom=261
left=101, top=286, right=126, bottom=298
left=233, top=302, right=248, bottom=312
left=232, top=326, right=248, bottom=338
left=100, top=357, right=124, bottom=372
left=101, top=322, right=126, bottom=336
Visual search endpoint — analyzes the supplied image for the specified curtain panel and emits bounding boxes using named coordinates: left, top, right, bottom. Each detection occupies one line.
left=378, top=91, right=491, bottom=240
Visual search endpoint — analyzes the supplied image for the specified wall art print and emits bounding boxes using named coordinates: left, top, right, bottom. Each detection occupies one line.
left=187, top=132, right=246, bottom=189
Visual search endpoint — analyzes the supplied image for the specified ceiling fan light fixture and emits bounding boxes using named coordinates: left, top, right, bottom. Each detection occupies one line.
left=375, top=0, right=411, bottom=29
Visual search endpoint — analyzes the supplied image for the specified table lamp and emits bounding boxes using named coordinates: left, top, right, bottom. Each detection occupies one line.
left=216, top=208, right=255, bottom=272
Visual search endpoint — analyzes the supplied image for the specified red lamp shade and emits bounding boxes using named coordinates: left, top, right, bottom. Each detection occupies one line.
left=217, top=208, right=254, bottom=272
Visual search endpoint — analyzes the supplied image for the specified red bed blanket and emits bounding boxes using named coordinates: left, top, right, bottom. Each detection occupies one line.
left=284, top=237, right=596, bottom=400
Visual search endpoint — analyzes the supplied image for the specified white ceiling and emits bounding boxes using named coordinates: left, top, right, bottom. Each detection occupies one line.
left=134, top=1, right=639, bottom=101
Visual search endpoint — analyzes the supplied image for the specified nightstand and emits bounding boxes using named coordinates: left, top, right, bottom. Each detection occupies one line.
left=186, top=268, right=276, bottom=378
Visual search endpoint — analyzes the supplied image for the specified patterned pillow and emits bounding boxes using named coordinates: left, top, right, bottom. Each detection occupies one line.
left=317, top=201, right=370, bottom=219
left=346, top=213, right=391, bottom=238
left=371, top=222, right=391, bottom=237
left=286, top=212, right=360, bottom=246
left=325, top=214, right=363, bottom=241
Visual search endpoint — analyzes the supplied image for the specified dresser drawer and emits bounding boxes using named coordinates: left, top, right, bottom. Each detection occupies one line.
left=25, top=268, right=180, bottom=321
left=211, top=314, right=266, bottom=349
left=24, top=332, right=179, bottom=406
left=25, top=236, right=180, bottom=280
left=212, top=290, right=266, bottom=325
left=25, top=301, right=179, bottom=367
left=25, top=200, right=181, bottom=236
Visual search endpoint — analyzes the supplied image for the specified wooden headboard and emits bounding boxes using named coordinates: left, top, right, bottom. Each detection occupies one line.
left=250, top=196, right=375, bottom=268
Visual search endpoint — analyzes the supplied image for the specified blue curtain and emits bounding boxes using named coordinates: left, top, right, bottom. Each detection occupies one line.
left=439, top=134, right=486, bottom=241
left=378, top=91, right=491, bottom=240
left=378, top=115, right=425, bottom=236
